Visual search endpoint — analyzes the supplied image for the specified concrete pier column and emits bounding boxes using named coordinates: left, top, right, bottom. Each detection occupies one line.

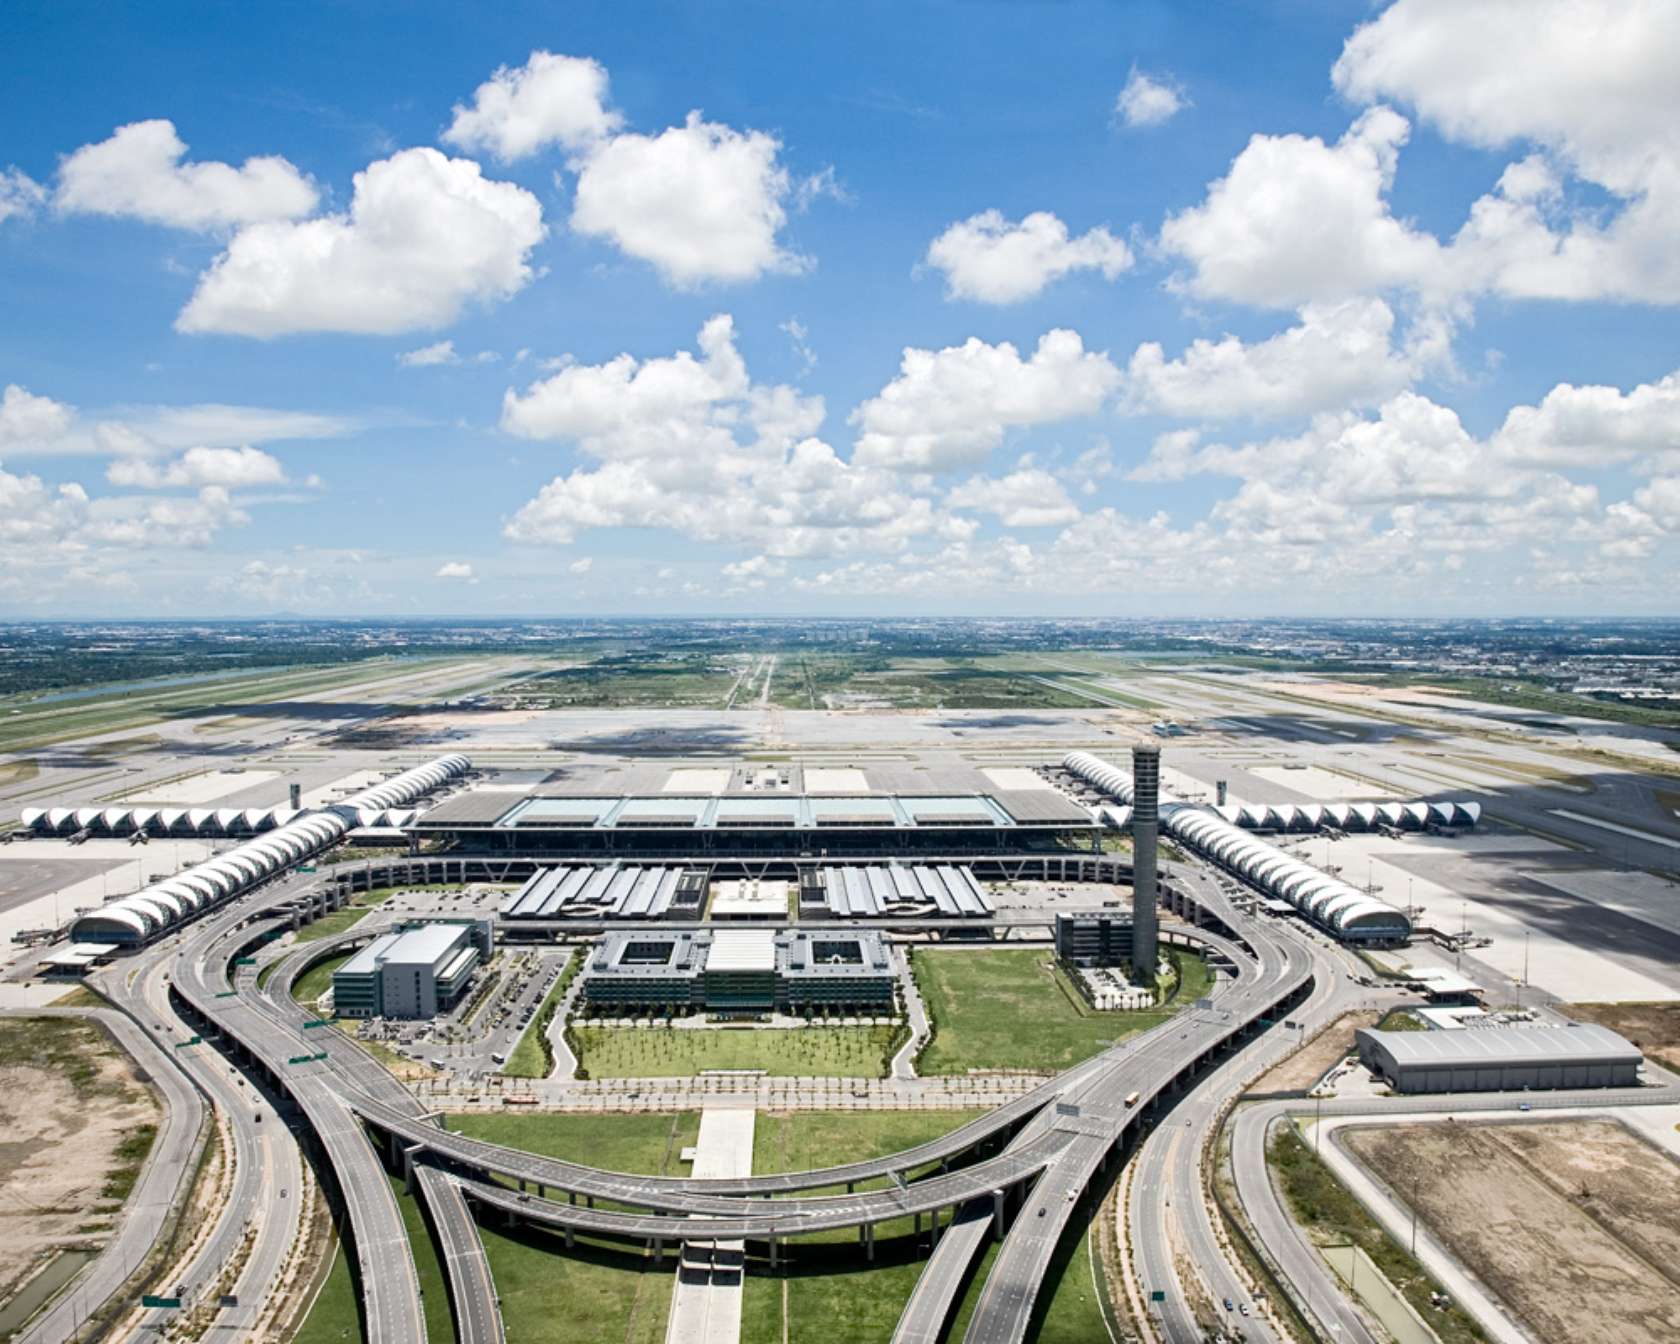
left=864, top=1222, right=875, bottom=1262
left=992, top=1188, right=1005, bottom=1234
left=769, top=1238, right=779, bottom=1269
left=564, top=1226, right=574, bottom=1249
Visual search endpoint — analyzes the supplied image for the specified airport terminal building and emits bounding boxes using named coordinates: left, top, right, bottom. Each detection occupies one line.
left=411, top=761, right=1097, bottom=859
left=581, top=927, right=896, bottom=1015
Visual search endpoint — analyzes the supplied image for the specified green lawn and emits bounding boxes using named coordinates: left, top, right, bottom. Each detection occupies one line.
left=292, top=1240, right=360, bottom=1344
left=503, top=952, right=579, bottom=1079
left=753, top=1108, right=987, bottom=1183
left=291, top=951, right=353, bottom=1007
left=945, top=1225, right=1113, bottom=1344
left=445, top=1111, right=700, bottom=1175
left=913, top=948, right=1177, bottom=1074
left=291, top=890, right=395, bottom=943
left=441, top=1111, right=695, bottom=1344
left=571, top=1025, right=898, bottom=1079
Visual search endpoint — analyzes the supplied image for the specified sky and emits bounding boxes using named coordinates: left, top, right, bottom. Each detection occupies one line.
left=3, top=0, right=1680, bottom=619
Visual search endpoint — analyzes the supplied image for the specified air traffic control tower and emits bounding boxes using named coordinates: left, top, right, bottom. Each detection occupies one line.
left=1130, top=744, right=1161, bottom=979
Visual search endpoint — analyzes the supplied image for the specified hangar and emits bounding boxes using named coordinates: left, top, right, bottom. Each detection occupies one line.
left=1355, top=1024, right=1643, bottom=1094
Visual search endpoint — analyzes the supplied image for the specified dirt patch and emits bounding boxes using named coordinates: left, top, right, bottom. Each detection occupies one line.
left=1565, top=1001, right=1680, bottom=1072
left=1345, top=1119, right=1680, bottom=1344
left=0, top=1017, right=159, bottom=1306
left=1250, top=1011, right=1379, bottom=1094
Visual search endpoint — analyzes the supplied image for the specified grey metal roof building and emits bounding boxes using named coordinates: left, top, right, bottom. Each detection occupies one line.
left=333, top=919, right=491, bottom=1020
left=1356, top=1024, right=1643, bottom=1094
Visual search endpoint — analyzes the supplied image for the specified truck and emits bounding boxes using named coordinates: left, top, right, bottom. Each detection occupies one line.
left=1124, top=1090, right=1141, bottom=1108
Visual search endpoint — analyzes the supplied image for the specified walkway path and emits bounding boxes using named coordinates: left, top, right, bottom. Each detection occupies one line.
left=665, top=1106, right=755, bottom=1344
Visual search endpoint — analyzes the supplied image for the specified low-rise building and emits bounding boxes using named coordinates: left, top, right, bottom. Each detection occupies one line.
left=1356, top=1023, right=1642, bottom=1094
left=333, top=920, right=491, bottom=1020
left=581, top=927, right=895, bottom=1015
left=1055, top=911, right=1136, bottom=966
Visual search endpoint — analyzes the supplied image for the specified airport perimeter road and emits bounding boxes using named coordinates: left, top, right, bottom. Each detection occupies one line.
left=8, top=1006, right=204, bottom=1344
left=1126, top=929, right=1383, bottom=1344
left=100, top=939, right=305, bottom=1342
left=960, top=914, right=1313, bottom=1344
left=1229, top=1081, right=1680, bottom=1344
left=415, top=1163, right=505, bottom=1344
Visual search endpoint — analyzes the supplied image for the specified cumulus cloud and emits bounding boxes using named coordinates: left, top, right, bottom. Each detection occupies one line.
left=1335, top=0, right=1680, bottom=305
left=435, top=561, right=475, bottom=579
left=0, top=167, right=46, bottom=224
left=1490, top=368, right=1680, bottom=468
left=1124, top=298, right=1434, bottom=420
left=105, top=445, right=289, bottom=489
left=924, top=210, right=1133, bottom=304
left=177, top=147, right=545, bottom=336
left=503, top=317, right=973, bottom=558
left=1, top=384, right=75, bottom=445
left=398, top=340, right=459, bottom=367
left=947, top=466, right=1082, bottom=527
left=567, top=556, right=593, bottom=574
left=850, top=329, right=1120, bottom=471
left=443, top=50, right=621, bottom=159
left=1160, top=108, right=1443, bottom=308
left=1115, top=69, right=1188, bottom=128
left=55, top=120, right=318, bottom=231
left=571, top=113, right=807, bottom=287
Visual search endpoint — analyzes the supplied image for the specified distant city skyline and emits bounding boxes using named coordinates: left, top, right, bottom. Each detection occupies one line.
left=3, top=2, right=1678, bottom=617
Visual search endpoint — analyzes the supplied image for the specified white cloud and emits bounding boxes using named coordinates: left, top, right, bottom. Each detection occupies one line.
left=1159, top=107, right=1444, bottom=308
left=85, top=486, right=249, bottom=548
left=503, top=319, right=973, bottom=558
left=568, top=556, right=593, bottom=574
left=105, top=445, right=288, bottom=489
left=0, top=167, right=46, bottom=224
left=850, top=329, right=1120, bottom=471
left=55, top=120, right=318, bottom=231
left=781, top=318, right=817, bottom=374
left=398, top=340, right=459, bottom=367
left=1, top=384, right=75, bottom=445
left=1115, top=69, right=1188, bottom=128
left=1491, top=368, right=1680, bottom=468
left=1323, top=0, right=1680, bottom=305
left=722, top=555, right=784, bottom=581
left=1124, top=298, right=1429, bottom=419
left=177, top=147, right=545, bottom=336
left=443, top=50, right=621, bottom=160
left=571, top=113, right=805, bottom=286
left=947, top=466, right=1082, bottom=527
left=923, top=210, right=1133, bottom=304
left=435, top=561, right=474, bottom=579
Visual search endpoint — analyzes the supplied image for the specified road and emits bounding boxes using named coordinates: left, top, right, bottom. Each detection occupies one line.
left=8, top=1006, right=205, bottom=1344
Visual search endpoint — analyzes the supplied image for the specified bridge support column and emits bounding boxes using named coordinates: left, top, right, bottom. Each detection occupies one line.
left=564, top=1226, right=574, bottom=1249
left=586, top=1194, right=594, bottom=1208
left=864, top=1222, right=874, bottom=1262
left=769, top=1238, right=778, bottom=1269
left=653, top=1237, right=664, bottom=1266
left=403, top=1145, right=422, bottom=1194
left=913, top=1211, right=921, bottom=1241
left=992, top=1187, right=1005, bottom=1235
left=569, top=1190, right=577, bottom=1205
left=931, top=1205, right=942, bottom=1246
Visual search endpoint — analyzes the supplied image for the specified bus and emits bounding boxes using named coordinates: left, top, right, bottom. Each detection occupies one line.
left=1124, top=1090, right=1141, bottom=1108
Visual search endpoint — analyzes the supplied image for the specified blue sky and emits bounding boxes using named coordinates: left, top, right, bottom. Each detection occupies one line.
left=3, top=0, right=1679, bottom=617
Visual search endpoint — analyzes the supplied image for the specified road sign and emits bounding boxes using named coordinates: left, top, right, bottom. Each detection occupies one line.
left=215, top=990, right=237, bottom=998
left=141, top=1295, right=182, bottom=1309
left=286, top=1054, right=315, bottom=1065
left=303, top=1019, right=331, bottom=1029
left=1055, top=1102, right=1081, bottom=1118
left=1149, top=1290, right=1166, bottom=1302
left=173, top=1036, right=202, bottom=1048
left=1194, top=997, right=1213, bottom=1010
left=219, top=1294, right=239, bottom=1308
left=233, top=957, right=256, bottom=967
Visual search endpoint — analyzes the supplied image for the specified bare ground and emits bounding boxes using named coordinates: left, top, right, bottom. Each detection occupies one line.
left=0, top=1021, right=159, bottom=1305
left=1345, top=1119, right=1680, bottom=1344
left=1565, top=1001, right=1680, bottom=1072
left=1249, top=1010, right=1379, bottom=1094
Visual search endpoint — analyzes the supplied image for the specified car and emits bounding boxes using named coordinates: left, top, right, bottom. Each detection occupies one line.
left=1239, top=1304, right=1250, bottom=1316
left=1518, top=1101, right=1532, bottom=1112
left=1036, top=1207, right=1046, bottom=1217
left=1223, top=1298, right=1233, bottom=1312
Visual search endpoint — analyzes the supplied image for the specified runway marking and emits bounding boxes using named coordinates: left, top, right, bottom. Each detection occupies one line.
left=1547, top=808, right=1680, bottom=851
